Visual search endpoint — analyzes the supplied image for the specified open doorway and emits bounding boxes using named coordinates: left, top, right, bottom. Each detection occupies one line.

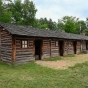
left=73, top=41, right=77, bottom=54
left=59, top=41, right=64, bottom=56
left=35, top=40, right=42, bottom=60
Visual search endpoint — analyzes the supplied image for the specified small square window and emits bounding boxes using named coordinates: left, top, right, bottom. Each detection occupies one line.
left=56, top=41, right=58, bottom=46
left=22, top=45, right=24, bottom=48
left=25, top=45, right=27, bottom=48
left=22, top=41, right=24, bottom=44
left=25, top=41, right=27, bottom=44
left=22, top=40, right=28, bottom=48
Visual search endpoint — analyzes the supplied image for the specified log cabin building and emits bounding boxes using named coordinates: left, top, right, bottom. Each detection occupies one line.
left=0, top=23, right=88, bottom=64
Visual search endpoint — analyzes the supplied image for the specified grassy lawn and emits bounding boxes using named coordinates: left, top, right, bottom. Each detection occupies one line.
left=42, top=56, right=62, bottom=61
left=36, top=54, right=88, bottom=69
left=0, top=60, right=88, bottom=88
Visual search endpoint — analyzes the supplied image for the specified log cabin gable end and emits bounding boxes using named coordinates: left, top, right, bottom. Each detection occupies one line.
left=0, top=26, right=13, bottom=64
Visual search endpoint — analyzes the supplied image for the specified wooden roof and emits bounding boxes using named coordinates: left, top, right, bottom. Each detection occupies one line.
left=0, top=23, right=88, bottom=40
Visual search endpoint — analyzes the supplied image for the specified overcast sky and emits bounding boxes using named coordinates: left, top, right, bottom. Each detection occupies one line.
left=31, top=0, right=88, bottom=22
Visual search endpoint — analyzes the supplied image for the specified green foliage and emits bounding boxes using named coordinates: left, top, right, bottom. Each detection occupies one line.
left=34, top=18, right=57, bottom=30
left=39, top=24, right=48, bottom=29
left=78, top=20, right=87, bottom=33
left=7, top=0, right=23, bottom=24
left=64, top=54, right=75, bottom=57
left=22, top=0, right=37, bottom=26
left=0, top=0, right=3, bottom=14
left=48, top=18, right=57, bottom=30
left=77, top=51, right=86, bottom=55
left=0, top=11, right=11, bottom=23
left=0, top=0, right=11, bottom=23
left=57, top=16, right=87, bottom=34
left=7, top=0, right=37, bottom=25
left=39, top=18, right=48, bottom=28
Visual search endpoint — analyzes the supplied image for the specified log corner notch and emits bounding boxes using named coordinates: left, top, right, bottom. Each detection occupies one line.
left=12, top=35, right=16, bottom=64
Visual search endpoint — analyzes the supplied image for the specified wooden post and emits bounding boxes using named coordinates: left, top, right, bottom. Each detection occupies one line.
left=12, top=35, right=16, bottom=63
left=0, top=28, right=1, bottom=60
left=49, top=39, right=51, bottom=57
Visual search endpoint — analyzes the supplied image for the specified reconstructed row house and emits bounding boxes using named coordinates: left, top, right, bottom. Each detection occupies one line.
left=0, top=23, right=88, bottom=64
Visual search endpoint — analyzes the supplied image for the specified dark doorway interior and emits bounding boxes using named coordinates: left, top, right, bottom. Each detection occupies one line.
left=35, top=40, right=42, bottom=60
left=59, top=41, right=64, bottom=56
left=73, top=41, right=77, bottom=54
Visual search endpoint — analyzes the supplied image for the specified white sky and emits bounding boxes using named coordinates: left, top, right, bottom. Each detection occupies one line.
left=31, top=0, right=88, bottom=22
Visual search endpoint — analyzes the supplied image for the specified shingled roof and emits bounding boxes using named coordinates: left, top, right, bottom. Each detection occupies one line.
left=0, top=22, right=88, bottom=40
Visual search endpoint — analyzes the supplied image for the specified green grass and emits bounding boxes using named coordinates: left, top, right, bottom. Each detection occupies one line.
left=42, top=56, right=62, bottom=61
left=77, top=51, right=86, bottom=55
left=64, top=54, right=75, bottom=57
left=0, top=61, right=88, bottom=88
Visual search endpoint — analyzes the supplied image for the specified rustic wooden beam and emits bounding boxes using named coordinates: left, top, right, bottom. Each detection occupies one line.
left=12, top=35, right=16, bottom=63
left=0, top=28, right=1, bottom=60
left=49, top=39, right=51, bottom=57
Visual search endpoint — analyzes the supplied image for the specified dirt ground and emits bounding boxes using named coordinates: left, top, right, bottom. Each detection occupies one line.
left=36, top=54, right=88, bottom=69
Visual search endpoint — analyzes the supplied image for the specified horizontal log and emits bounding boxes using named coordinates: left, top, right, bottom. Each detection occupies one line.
left=1, top=58, right=12, bottom=61
left=43, top=53, right=50, bottom=55
left=43, top=52, right=50, bottom=54
left=15, top=60, right=30, bottom=63
left=16, top=55, right=33, bottom=58
left=1, top=35, right=11, bottom=37
left=16, top=53, right=33, bottom=56
left=51, top=48, right=59, bottom=50
left=2, top=60, right=12, bottom=64
left=16, top=57, right=33, bottom=60
left=1, top=53, right=12, bottom=56
left=1, top=57, right=12, bottom=60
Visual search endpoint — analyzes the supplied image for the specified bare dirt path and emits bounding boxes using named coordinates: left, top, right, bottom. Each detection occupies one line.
left=36, top=54, right=88, bottom=69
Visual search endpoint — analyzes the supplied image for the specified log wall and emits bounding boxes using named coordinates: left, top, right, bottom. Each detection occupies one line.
left=51, top=40, right=59, bottom=57
left=64, top=40, right=74, bottom=55
left=15, top=38, right=34, bottom=64
left=0, top=28, right=12, bottom=64
left=76, top=41, right=81, bottom=53
left=81, top=41, right=86, bottom=51
left=42, top=39, right=59, bottom=59
left=42, top=39, right=50, bottom=59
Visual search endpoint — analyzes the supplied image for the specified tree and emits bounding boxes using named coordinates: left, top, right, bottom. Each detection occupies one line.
left=22, top=0, right=37, bottom=25
left=82, top=18, right=88, bottom=35
left=34, top=18, right=57, bottom=30
left=0, top=11, right=11, bottom=23
left=7, top=0, right=37, bottom=25
left=38, top=18, right=48, bottom=29
left=0, top=0, right=11, bottom=23
left=0, top=0, right=3, bottom=14
left=57, top=19, right=64, bottom=30
left=57, top=16, right=80, bottom=34
left=33, top=18, right=48, bottom=29
left=7, top=0, right=23, bottom=24
left=77, top=20, right=87, bottom=33
left=48, top=19, right=57, bottom=30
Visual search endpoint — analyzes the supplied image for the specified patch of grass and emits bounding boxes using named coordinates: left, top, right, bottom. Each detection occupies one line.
left=0, top=61, right=88, bottom=88
left=64, top=54, right=75, bottom=57
left=42, top=56, right=62, bottom=61
left=77, top=51, right=86, bottom=55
